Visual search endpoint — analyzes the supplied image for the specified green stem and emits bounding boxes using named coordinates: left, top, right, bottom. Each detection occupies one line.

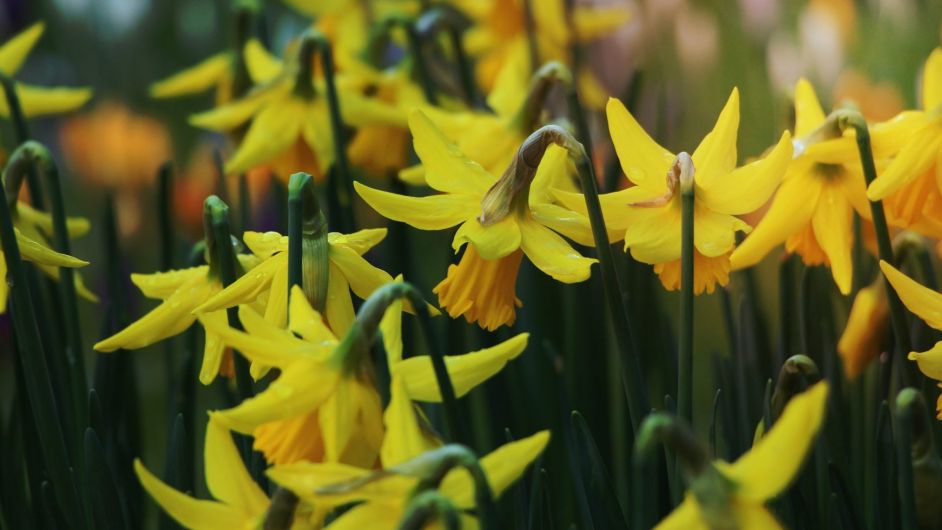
left=157, top=162, right=175, bottom=271
left=836, top=111, right=912, bottom=372
left=230, top=3, right=256, bottom=100
left=383, top=17, right=437, bottom=104
left=414, top=8, right=474, bottom=106
left=895, top=388, right=919, bottom=530
left=0, top=73, right=44, bottom=209
left=566, top=88, right=648, bottom=431
left=287, top=172, right=328, bottom=312
left=678, top=157, right=694, bottom=426
left=0, top=150, right=86, bottom=528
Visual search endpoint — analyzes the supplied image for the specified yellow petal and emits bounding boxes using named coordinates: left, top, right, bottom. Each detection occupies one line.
left=867, top=123, right=942, bottom=200
left=485, top=39, right=529, bottom=118
left=94, top=280, right=208, bottom=351
left=440, top=430, right=550, bottom=508
left=730, top=170, right=821, bottom=270
left=267, top=461, right=410, bottom=505
left=624, top=207, right=682, bottom=264
left=692, top=88, right=740, bottom=182
left=200, top=306, right=320, bottom=369
left=341, top=92, right=408, bottom=128
left=199, top=315, right=228, bottom=385
left=329, top=245, right=394, bottom=302
left=225, top=97, right=306, bottom=174
left=325, top=262, right=356, bottom=336
left=725, top=381, right=829, bottom=502
left=922, top=48, right=942, bottom=111
left=529, top=203, right=595, bottom=247
left=328, top=228, right=387, bottom=255
left=908, top=342, right=942, bottom=381
left=408, top=109, right=496, bottom=196
left=243, top=231, right=287, bottom=258
left=519, top=218, right=595, bottom=283
left=653, top=496, right=708, bottom=530
left=134, top=460, right=245, bottom=530
left=244, top=39, right=282, bottom=84
left=530, top=143, right=575, bottom=205
left=15, top=202, right=90, bottom=238
left=397, top=163, right=427, bottom=186
left=212, top=359, right=338, bottom=434
left=189, top=82, right=287, bottom=131
left=204, top=418, right=269, bottom=514
left=395, top=333, right=528, bottom=402
left=263, top=265, right=289, bottom=329
left=453, top=216, right=521, bottom=260
left=14, top=227, right=88, bottom=268
left=321, top=502, right=399, bottom=530
left=837, top=282, right=889, bottom=380
left=288, top=285, right=335, bottom=343
left=794, top=78, right=826, bottom=138
left=318, top=380, right=356, bottom=462
left=0, top=84, right=91, bottom=118
left=354, top=181, right=479, bottom=231
left=381, top=376, right=438, bottom=467
left=880, top=260, right=942, bottom=329
left=811, top=184, right=854, bottom=294
left=573, top=5, right=631, bottom=41
left=150, top=52, right=231, bottom=98
left=693, top=205, right=750, bottom=258
left=300, top=103, right=335, bottom=174
left=0, top=22, right=44, bottom=75
left=732, top=501, right=785, bottom=530
left=194, top=256, right=279, bottom=313
left=697, top=131, right=792, bottom=215
left=606, top=97, right=674, bottom=194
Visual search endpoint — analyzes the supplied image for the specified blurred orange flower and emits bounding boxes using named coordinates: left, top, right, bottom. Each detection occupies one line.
left=832, top=69, right=904, bottom=122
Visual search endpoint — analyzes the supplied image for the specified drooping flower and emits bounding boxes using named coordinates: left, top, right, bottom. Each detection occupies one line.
left=730, top=79, right=908, bottom=294
left=0, top=22, right=92, bottom=118
left=653, top=382, right=829, bottom=529
left=557, top=89, right=793, bottom=294
left=357, top=109, right=597, bottom=330
left=208, top=284, right=529, bottom=466
left=837, top=278, right=889, bottom=379
left=195, top=227, right=396, bottom=335
left=134, top=417, right=316, bottom=530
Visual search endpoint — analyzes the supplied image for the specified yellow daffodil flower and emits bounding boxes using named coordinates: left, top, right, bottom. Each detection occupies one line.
left=865, top=48, right=942, bottom=238
left=558, top=89, right=792, bottom=294
left=134, top=417, right=316, bottom=530
left=268, top=375, right=549, bottom=530
left=357, top=110, right=597, bottom=330
left=93, top=252, right=260, bottom=385
left=208, top=285, right=529, bottom=466
left=730, top=79, right=908, bottom=294
left=195, top=228, right=396, bottom=335
left=837, top=279, right=889, bottom=379
left=0, top=22, right=91, bottom=118
left=879, top=260, right=942, bottom=415
left=655, top=381, right=829, bottom=529
left=1, top=225, right=89, bottom=313
left=455, top=0, right=627, bottom=107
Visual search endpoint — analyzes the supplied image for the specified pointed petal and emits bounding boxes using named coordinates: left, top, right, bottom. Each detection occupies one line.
left=267, top=461, right=410, bottom=505
left=693, top=205, right=751, bottom=258
left=204, top=418, right=269, bottom=514
left=867, top=124, right=942, bottom=200
left=453, top=216, right=521, bottom=260
left=0, top=22, right=44, bottom=75
left=0, top=84, right=91, bottom=118
left=880, top=260, right=942, bottom=330
left=908, top=341, right=942, bottom=380
left=199, top=307, right=316, bottom=369
left=395, top=333, right=528, bottom=402
left=697, top=131, right=793, bottom=215
left=725, top=381, right=829, bottom=501
left=150, top=53, right=231, bottom=98
left=199, top=314, right=228, bottom=385
left=923, top=48, right=942, bottom=111
left=134, top=460, right=246, bottom=530
left=653, top=497, right=708, bottom=530
left=811, top=184, right=854, bottom=294
left=14, top=227, right=88, bottom=268
left=529, top=203, right=595, bottom=247
left=16, top=202, right=90, bottom=238
left=325, top=262, right=356, bottom=335
left=733, top=502, right=785, bottom=530
left=262, top=265, right=289, bottom=329
left=485, top=40, right=529, bottom=118
left=624, top=207, right=682, bottom=264
left=693, top=88, right=740, bottom=182
left=354, top=182, right=478, bottom=231
left=194, top=256, right=278, bottom=313
left=244, top=39, right=282, bottom=83
left=794, top=78, right=826, bottom=138
left=341, top=91, right=408, bottom=128
left=328, top=228, right=387, bottom=255
left=94, top=281, right=206, bottom=351
left=606, top=97, right=674, bottom=194
left=189, top=83, right=286, bottom=131
left=319, top=381, right=355, bottom=462
left=321, top=502, right=399, bottom=530
left=300, top=104, right=335, bottom=174
left=288, top=285, right=335, bottom=343
left=225, top=98, right=306, bottom=174
left=382, top=376, right=437, bottom=466
left=409, top=109, right=496, bottom=195
left=243, top=231, right=288, bottom=258
left=519, top=218, right=595, bottom=283
left=329, top=245, right=394, bottom=302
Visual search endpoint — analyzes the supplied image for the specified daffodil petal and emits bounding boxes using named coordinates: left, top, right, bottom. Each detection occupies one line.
left=907, top=342, right=942, bottom=381
left=204, top=418, right=269, bottom=513
left=693, top=205, right=750, bottom=258
left=330, top=244, right=394, bottom=301
left=453, top=216, right=521, bottom=260
left=624, top=207, right=682, bottom=264
left=0, top=83, right=91, bottom=118
left=381, top=376, right=438, bottom=467
left=880, top=260, right=942, bottom=329
left=519, top=219, right=595, bottom=282
left=697, top=131, right=792, bottom=215
left=692, top=88, right=739, bottom=182
left=244, top=39, right=282, bottom=84
left=725, top=381, right=829, bottom=502
left=653, top=496, right=707, bottom=530
left=733, top=500, right=785, bottom=529
left=811, top=184, right=854, bottom=294
left=225, top=97, right=306, bottom=174
left=199, top=313, right=228, bottom=385
left=325, top=502, right=399, bottom=530
left=200, top=307, right=316, bottom=369
left=263, top=266, right=290, bottom=329
left=189, top=83, right=287, bottom=131
left=867, top=123, right=942, bottom=200
left=0, top=22, right=44, bottom=75
left=267, top=461, right=411, bottom=506
left=328, top=228, right=387, bottom=255
left=15, top=228, right=88, bottom=268
left=355, top=181, right=479, bottom=231
left=529, top=203, right=595, bottom=246
left=794, top=78, right=826, bottom=138
left=319, top=381, right=355, bottom=462
left=530, top=143, right=575, bottom=205
left=134, top=460, right=246, bottom=530
left=288, top=285, right=335, bottom=344
left=300, top=103, right=335, bottom=174
left=131, top=269, right=205, bottom=306
left=408, top=109, right=496, bottom=195
left=195, top=256, right=279, bottom=313
left=486, top=40, right=529, bottom=118
left=16, top=202, right=90, bottom=238
left=325, top=262, right=356, bottom=335
left=922, top=47, right=942, bottom=111
left=150, top=52, right=231, bottom=98
left=243, top=230, right=287, bottom=257
left=94, top=281, right=208, bottom=351
left=606, top=97, right=674, bottom=194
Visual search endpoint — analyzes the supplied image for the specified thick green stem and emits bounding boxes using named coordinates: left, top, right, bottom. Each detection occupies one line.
left=287, top=172, right=328, bottom=313
left=0, top=73, right=44, bottom=209
left=230, top=3, right=256, bottom=100
left=157, top=162, right=175, bottom=271
left=895, top=388, right=920, bottom=530
left=678, top=154, right=695, bottom=426
left=567, top=88, right=649, bottom=431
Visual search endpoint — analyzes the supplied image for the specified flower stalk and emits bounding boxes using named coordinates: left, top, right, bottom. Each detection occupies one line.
left=678, top=152, right=695, bottom=426
left=896, top=388, right=921, bottom=530
left=0, top=73, right=44, bottom=209
left=287, top=172, right=328, bottom=313
left=415, top=8, right=475, bottom=106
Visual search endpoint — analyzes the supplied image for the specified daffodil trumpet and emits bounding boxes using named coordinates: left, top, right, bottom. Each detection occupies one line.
left=833, top=109, right=913, bottom=367
left=287, top=172, right=329, bottom=311
left=207, top=195, right=254, bottom=400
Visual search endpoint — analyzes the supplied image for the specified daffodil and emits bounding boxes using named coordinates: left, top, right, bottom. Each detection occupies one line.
left=357, top=110, right=597, bottom=330
left=189, top=35, right=407, bottom=180
left=134, top=417, right=316, bottom=530
left=557, top=89, right=793, bottom=294
left=865, top=48, right=942, bottom=238
left=730, top=79, right=908, bottom=294
left=454, top=0, right=628, bottom=107
left=93, top=241, right=260, bottom=385
left=879, top=260, right=942, bottom=415
left=195, top=227, right=395, bottom=336
left=208, top=284, right=529, bottom=466
left=0, top=22, right=91, bottom=118
left=837, top=279, right=889, bottom=379
left=652, top=381, right=829, bottom=529
left=0, top=223, right=89, bottom=313
left=268, top=373, right=549, bottom=530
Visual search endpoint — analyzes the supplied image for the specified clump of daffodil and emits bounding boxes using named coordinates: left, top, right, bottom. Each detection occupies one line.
left=641, top=381, right=829, bottom=529
left=94, top=196, right=259, bottom=385
left=865, top=47, right=942, bottom=238
left=730, top=79, right=910, bottom=295
left=135, top=417, right=316, bottom=530
left=557, top=88, right=793, bottom=294
left=838, top=277, right=889, bottom=379
left=208, top=282, right=529, bottom=466
left=879, top=260, right=942, bottom=416
left=0, top=22, right=91, bottom=118
left=454, top=0, right=628, bottom=107
left=189, top=30, right=406, bottom=181
left=358, top=109, right=597, bottom=330
left=268, top=371, right=549, bottom=529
